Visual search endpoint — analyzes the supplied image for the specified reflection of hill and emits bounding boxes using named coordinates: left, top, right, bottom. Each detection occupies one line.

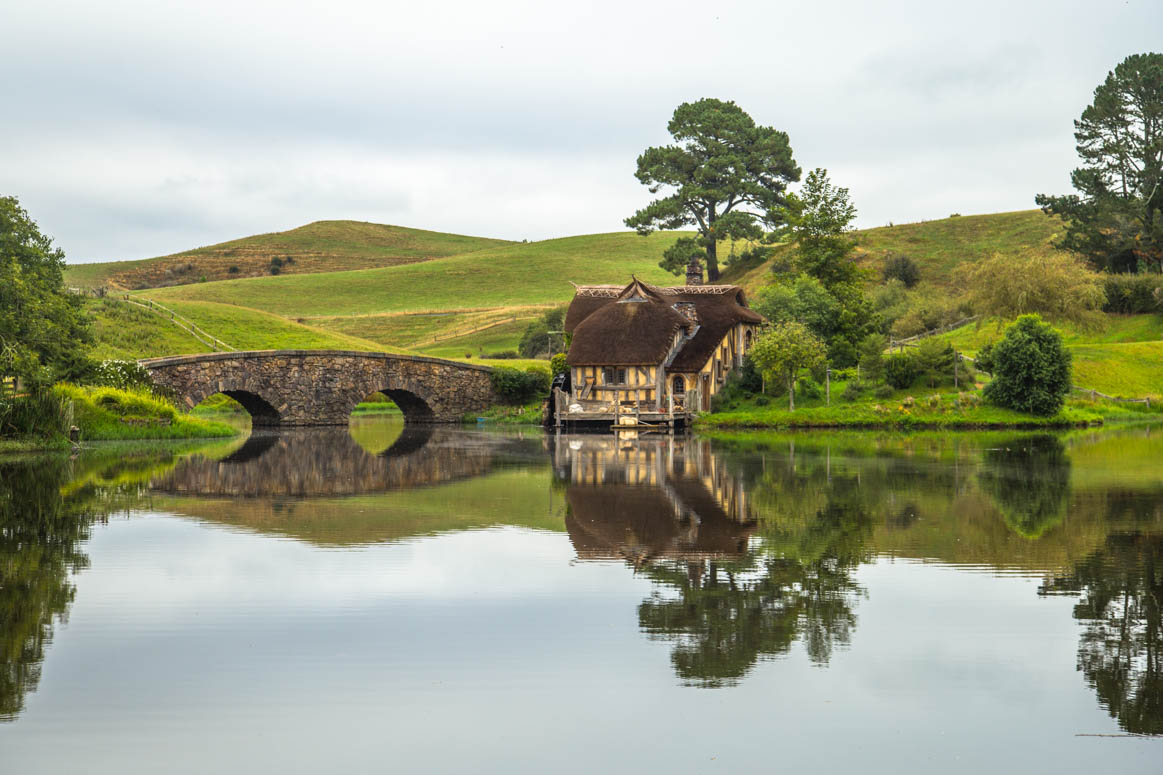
left=155, top=467, right=565, bottom=547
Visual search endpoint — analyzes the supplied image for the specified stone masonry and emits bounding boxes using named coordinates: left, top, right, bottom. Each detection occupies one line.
left=140, top=350, right=499, bottom=425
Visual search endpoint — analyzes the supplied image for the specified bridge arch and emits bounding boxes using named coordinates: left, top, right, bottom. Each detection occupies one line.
left=142, top=350, right=498, bottom=426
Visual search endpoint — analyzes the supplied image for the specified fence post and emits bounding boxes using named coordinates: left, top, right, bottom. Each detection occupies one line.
left=825, top=367, right=831, bottom=406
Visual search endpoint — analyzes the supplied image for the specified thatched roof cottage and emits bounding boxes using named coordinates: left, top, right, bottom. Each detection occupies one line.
left=563, top=270, right=763, bottom=415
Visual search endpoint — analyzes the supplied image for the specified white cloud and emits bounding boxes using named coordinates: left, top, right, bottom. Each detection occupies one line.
left=1, top=0, right=1159, bottom=261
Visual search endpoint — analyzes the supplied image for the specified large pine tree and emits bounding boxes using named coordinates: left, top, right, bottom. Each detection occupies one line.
left=1037, top=53, right=1163, bottom=273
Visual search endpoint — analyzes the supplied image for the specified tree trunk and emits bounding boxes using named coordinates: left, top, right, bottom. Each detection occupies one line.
left=788, top=373, right=795, bottom=411
left=705, top=236, right=720, bottom=281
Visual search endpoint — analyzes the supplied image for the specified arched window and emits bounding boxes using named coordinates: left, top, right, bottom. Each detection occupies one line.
left=744, top=329, right=753, bottom=349
left=672, top=376, right=685, bottom=395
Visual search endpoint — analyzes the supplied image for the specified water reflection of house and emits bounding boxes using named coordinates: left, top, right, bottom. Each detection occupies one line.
left=555, top=436, right=755, bottom=564
left=557, top=268, right=763, bottom=429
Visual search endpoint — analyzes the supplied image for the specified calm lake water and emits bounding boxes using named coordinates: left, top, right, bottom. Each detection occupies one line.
left=1, top=418, right=1161, bottom=773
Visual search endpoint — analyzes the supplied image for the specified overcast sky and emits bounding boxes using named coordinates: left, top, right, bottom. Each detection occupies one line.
left=3, top=0, right=1160, bottom=263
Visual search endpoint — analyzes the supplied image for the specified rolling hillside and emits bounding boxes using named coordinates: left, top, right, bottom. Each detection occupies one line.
left=78, top=210, right=1162, bottom=400
left=65, top=220, right=513, bottom=290
left=724, top=210, right=1064, bottom=294
left=139, top=231, right=686, bottom=317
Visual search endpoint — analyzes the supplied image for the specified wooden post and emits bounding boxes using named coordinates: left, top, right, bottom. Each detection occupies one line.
left=825, top=367, right=831, bottom=406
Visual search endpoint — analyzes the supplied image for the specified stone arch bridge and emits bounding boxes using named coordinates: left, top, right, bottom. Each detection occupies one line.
left=141, top=350, right=498, bottom=425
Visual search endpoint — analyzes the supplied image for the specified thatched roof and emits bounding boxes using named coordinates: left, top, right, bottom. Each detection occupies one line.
left=564, top=278, right=763, bottom=369
left=566, top=300, right=689, bottom=367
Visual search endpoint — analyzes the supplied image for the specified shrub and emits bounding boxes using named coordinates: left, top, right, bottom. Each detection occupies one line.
left=486, top=350, right=520, bottom=359
left=882, top=252, right=920, bottom=288
left=858, top=334, right=887, bottom=383
left=1101, top=273, right=1163, bottom=314
left=913, top=338, right=955, bottom=388
left=490, top=366, right=550, bottom=404
left=796, top=376, right=823, bottom=400
left=982, top=315, right=1072, bottom=416
left=884, top=352, right=919, bottom=389
left=873, top=384, right=894, bottom=399
left=550, top=353, right=568, bottom=377
left=973, top=342, right=996, bottom=374
left=89, top=360, right=155, bottom=392
left=841, top=381, right=864, bottom=402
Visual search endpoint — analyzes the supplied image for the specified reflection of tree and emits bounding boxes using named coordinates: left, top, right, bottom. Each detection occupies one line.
left=0, top=458, right=91, bottom=720
left=980, top=435, right=1071, bottom=538
left=1, top=452, right=160, bottom=721
left=637, top=500, right=869, bottom=688
left=1042, top=532, right=1163, bottom=735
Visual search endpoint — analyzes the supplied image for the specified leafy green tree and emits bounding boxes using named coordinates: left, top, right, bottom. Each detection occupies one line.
left=751, top=275, right=839, bottom=334
left=983, top=315, right=1072, bottom=416
left=913, top=337, right=956, bottom=388
left=0, top=197, right=91, bottom=385
left=882, top=252, right=920, bottom=288
left=517, top=307, right=566, bottom=358
left=755, top=169, right=874, bottom=366
left=858, top=334, right=887, bottom=383
left=750, top=321, right=827, bottom=410
left=625, top=99, right=800, bottom=281
left=1036, top=53, right=1163, bottom=273
left=779, top=168, right=860, bottom=288
left=883, top=351, right=919, bottom=390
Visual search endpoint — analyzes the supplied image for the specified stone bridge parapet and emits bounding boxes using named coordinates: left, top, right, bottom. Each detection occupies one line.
left=140, top=350, right=498, bottom=425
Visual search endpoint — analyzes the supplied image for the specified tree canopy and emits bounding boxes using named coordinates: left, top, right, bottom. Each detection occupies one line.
left=0, top=197, right=91, bottom=385
left=755, top=169, right=874, bottom=367
left=749, top=321, right=827, bottom=410
left=625, top=98, right=800, bottom=281
left=982, top=315, right=1072, bottom=416
left=1036, top=53, right=1163, bottom=273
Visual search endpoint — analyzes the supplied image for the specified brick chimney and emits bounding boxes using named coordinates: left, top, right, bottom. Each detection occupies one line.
left=685, top=255, right=703, bottom=286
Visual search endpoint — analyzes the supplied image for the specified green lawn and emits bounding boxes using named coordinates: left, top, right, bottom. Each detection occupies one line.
left=312, top=306, right=548, bottom=352
left=148, top=299, right=401, bottom=353
left=937, top=316, right=1163, bottom=399
left=139, top=231, right=687, bottom=317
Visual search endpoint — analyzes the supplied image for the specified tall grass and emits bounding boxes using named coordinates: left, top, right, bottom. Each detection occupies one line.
left=53, top=383, right=237, bottom=440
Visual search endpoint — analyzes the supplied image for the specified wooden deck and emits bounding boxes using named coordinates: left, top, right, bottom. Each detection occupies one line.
left=552, top=389, right=694, bottom=432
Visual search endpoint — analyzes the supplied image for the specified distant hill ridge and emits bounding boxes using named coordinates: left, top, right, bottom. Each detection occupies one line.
left=65, top=220, right=514, bottom=290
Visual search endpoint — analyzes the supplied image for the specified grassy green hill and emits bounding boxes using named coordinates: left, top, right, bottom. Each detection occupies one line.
left=65, top=220, right=512, bottom=290
left=77, top=211, right=1162, bottom=403
left=139, top=231, right=686, bottom=317
left=86, top=297, right=402, bottom=360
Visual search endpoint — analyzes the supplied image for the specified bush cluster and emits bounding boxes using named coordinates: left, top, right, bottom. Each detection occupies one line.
left=90, top=360, right=156, bottom=392
left=490, top=366, right=551, bottom=404
left=1101, top=274, right=1162, bottom=313
left=882, top=253, right=920, bottom=288
left=982, top=315, right=1072, bottom=416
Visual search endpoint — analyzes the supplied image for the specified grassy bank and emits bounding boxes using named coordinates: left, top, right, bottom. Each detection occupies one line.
left=55, top=384, right=238, bottom=441
left=697, top=391, right=1161, bottom=430
left=465, top=401, right=544, bottom=425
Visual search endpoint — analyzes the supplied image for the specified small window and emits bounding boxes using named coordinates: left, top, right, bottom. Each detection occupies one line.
left=672, top=376, right=685, bottom=395
left=603, top=367, right=627, bottom=385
